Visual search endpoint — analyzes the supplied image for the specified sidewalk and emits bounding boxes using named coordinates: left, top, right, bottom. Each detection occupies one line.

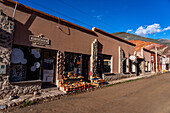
left=0, top=72, right=165, bottom=110
left=0, top=88, right=65, bottom=110
left=108, top=72, right=155, bottom=85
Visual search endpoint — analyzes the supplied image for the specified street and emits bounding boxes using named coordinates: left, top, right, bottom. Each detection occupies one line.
left=10, top=72, right=170, bottom=113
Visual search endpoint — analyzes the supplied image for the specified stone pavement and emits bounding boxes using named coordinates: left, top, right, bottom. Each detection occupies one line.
left=0, top=72, right=165, bottom=110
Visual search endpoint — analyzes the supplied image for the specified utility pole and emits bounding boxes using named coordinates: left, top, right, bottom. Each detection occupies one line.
left=12, top=0, right=18, bottom=20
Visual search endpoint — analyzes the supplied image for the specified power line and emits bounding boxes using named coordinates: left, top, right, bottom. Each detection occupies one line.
left=57, top=0, right=115, bottom=29
left=57, top=0, right=92, bottom=18
left=25, top=0, right=94, bottom=28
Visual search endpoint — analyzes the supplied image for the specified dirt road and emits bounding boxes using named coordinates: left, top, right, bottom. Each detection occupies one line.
left=10, top=72, right=170, bottom=113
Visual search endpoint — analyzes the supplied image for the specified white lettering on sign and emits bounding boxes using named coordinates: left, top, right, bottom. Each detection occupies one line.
left=29, top=34, right=50, bottom=46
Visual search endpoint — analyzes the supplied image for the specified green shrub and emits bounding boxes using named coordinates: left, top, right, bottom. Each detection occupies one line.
left=23, top=100, right=34, bottom=107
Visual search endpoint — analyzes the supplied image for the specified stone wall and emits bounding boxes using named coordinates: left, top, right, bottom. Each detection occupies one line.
left=102, top=73, right=136, bottom=81
left=0, top=79, right=42, bottom=99
left=0, top=10, right=42, bottom=99
left=0, top=9, right=14, bottom=99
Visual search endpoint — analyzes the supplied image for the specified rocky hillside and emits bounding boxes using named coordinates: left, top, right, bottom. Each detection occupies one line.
left=112, top=32, right=170, bottom=46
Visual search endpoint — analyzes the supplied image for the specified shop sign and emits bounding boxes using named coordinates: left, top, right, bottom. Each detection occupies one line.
left=29, top=34, right=50, bottom=46
left=43, top=70, right=54, bottom=82
left=0, top=63, right=6, bottom=74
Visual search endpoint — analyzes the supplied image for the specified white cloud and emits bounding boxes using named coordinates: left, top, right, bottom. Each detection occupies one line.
left=94, top=15, right=103, bottom=20
left=135, top=26, right=148, bottom=36
left=134, top=23, right=170, bottom=36
left=146, top=23, right=161, bottom=34
left=163, top=26, right=170, bottom=31
left=126, top=29, right=133, bottom=33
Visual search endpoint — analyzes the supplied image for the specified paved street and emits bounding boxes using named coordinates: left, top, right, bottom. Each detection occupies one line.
left=10, top=72, right=170, bottom=113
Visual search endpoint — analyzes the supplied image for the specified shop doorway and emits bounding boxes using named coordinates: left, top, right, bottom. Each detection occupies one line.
left=81, top=55, right=90, bottom=81
left=123, top=59, right=127, bottom=73
left=97, top=55, right=103, bottom=78
left=166, top=64, right=169, bottom=70
left=129, top=59, right=132, bottom=72
left=42, top=50, right=56, bottom=87
left=97, top=54, right=111, bottom=78
left=137, top=58, right=143, bottom=76
left=65, top=52, right=90, bottom=81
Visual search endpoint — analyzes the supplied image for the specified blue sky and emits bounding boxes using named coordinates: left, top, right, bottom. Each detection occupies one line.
left=14, top=0, right=170, bottom=40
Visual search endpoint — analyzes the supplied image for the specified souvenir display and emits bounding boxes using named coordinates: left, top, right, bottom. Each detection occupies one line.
left=91, top=76, right=105, bottom=87
left=56, top=51, right=65, bottom=77
left=58, top=53, right=92, bottom=93
left=59, top=52, right=107, bottom=93
left=63, top=72, right=84, bottom=80
left=59, top=73, right=92, bottom=93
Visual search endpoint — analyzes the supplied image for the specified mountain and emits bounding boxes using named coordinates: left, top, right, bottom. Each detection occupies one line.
left=128, top=40, right=166, bottom=51
left=112, top=32, right=170, bottom=57
left=157, top=39, right=170, bottom=46
left=112, top=32, right=170, bottom=46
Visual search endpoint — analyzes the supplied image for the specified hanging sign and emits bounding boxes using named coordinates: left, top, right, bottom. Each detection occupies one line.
left=29, top=34, right=50, bottom=46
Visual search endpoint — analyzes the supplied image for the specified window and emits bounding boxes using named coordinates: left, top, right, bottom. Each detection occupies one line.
left=10, top=45, right=41, bottom=82
left=98, top=54, right=111, bottom=75
left=103, top=57, right=111, bottom=73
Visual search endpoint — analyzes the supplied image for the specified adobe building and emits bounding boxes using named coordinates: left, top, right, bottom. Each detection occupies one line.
left=138, top=48, right=164, bottom=75
left=0, top=0, right=136, bottom=98
left=92, top=28, right=136, bottom=80
left=150, top=49, right=162, bottom=73
left=135, top=48, right=153, bottom=75
left=143, top=48, right=152, bottom=72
